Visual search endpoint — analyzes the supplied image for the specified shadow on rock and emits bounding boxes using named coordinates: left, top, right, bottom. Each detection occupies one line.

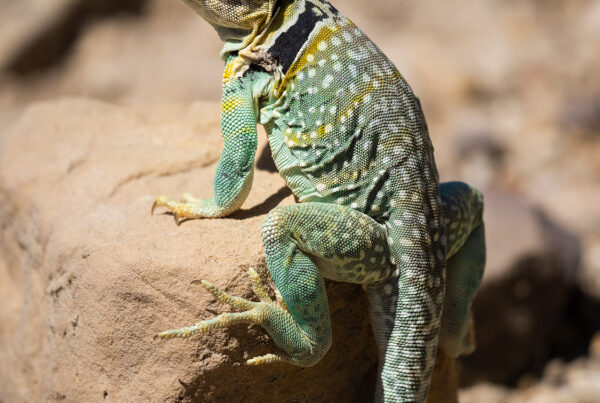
left=232, top=186, right=293, bottom=220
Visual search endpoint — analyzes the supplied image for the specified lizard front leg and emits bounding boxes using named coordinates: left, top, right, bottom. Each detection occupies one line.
left=152, top=57, right=269, bottom=223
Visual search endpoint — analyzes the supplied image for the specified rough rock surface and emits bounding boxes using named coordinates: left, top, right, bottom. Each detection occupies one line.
left=0, top=99, right=381, bottom=402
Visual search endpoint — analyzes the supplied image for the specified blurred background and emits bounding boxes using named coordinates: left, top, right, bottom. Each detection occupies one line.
left=1, top=0, right=599, bottom=401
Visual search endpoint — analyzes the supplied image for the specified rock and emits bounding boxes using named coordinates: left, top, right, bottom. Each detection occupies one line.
left=560, top=95, right=600, bottom=138
left=0, top=98, right=428, bottom=402
left=454, top=131, right=507, bottom=189
left=459, top=383, right=510, bottom=403
left=0, top=98, right=464, bottom=402
left=458, top=190, right=583, bottom=385
left=461, top=348, right=600, bottom=402
left=0, top=0, right=147, bottom=74
left=0, top=0, right=222, bottom=134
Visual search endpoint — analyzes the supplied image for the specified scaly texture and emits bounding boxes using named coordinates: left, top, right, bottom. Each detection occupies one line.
left=153, top=1, right=485, bottom=401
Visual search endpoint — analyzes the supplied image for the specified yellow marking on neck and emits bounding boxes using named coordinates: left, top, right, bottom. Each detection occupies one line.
left=222, top=56, right=251, bottom=84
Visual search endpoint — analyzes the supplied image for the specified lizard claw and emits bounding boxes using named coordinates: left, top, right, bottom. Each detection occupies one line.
left=156, top=270, right=314, bottom=367
left=151, top=193, right=212, bottom=222
left=151, top=195, right=170, bottom=215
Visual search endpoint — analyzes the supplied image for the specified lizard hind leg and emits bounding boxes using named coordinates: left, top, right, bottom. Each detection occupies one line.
left=260, top=202, right=394, bottom=368
left=155, top=268, right=298, bottom=365
left=438, top=182, right=485, bottom=358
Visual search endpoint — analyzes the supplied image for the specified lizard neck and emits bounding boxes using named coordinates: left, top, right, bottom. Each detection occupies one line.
left=181, top=0, right=280, bottom=60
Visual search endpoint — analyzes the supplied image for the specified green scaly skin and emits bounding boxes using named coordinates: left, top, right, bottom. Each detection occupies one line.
left=153, top=1, right=485, bottom=401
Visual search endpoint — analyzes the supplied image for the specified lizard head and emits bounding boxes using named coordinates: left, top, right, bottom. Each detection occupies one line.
left=182, top=0, right=278, bottom=43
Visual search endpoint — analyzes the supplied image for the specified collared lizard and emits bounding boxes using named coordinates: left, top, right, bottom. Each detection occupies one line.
left=152, top=1, right=485, bottom=401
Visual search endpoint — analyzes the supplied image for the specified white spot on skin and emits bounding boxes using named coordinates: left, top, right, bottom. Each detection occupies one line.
left=400, top=239, right=413, bottom=247
left=349, top=64, right=358, bottom=78
left=323, top=75, right=334, bottom=88
left=308, top=68, right=316, bottom=78
left=318, top=41, right=327, bottom=51
left=307, top=54, right=315, bottom=62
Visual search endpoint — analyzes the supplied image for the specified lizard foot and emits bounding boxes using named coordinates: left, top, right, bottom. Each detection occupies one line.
left=156, top=268, right=295, bottom=365
left=151, top=193, right=206, bottom=225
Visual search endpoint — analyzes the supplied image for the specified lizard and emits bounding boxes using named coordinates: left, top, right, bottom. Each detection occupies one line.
left=152, top=1, right=485, bottom=401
